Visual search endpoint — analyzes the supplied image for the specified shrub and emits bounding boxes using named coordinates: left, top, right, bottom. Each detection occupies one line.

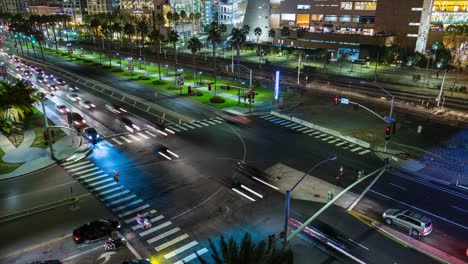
left=92, top=62, right=102, bottom=66
left=209, top=96, right=225, bottom=103
left=102, top=65, right=112, bottom=69
left=112, top=68, right=124, bottom=72
left=138, top=76, right=151, bottom=80
left=152, top=80, right=166, bottom=85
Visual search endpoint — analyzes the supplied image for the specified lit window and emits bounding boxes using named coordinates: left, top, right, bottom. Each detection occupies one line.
left=297, top=5, right=310, bottom=10
left=407, top=34, right=418, bottom=37
left=311, top=14, right=323, bottom=21
left=341, top=2, right=352, bottom=10
left=411, top=7, right=423, bottom=11
left=354, top=2, right=377, bottom=11
left=281, top=14, right=296, bottom=21
left=409, top=22, right=420, bottom=26
left=339, top=15, right=351, bottom=22
left=324, top=15, right=337, bottom=22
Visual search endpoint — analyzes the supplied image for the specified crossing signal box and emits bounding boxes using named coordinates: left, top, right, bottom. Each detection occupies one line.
left=333, top=96, right=339, bottom=105
left=385, top=126, right=391, bottom=140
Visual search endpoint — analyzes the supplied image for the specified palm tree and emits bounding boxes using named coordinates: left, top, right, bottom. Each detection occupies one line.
left=197, top=233, right=293, bottom=264
left=136, top=18, right=149, bottom=57
left=194, top=12, right=202, bottom=33
left=230, top=27, right=247, bottom=68
left=189, top=12, right=195, bottom=35
left=187, top=36, right=202, bottom=87
left=254, top=27, right=262, bottom=44
left=179, top=10, right=187, bottom=41
left=90, top=16, right=101, bottom=45
left=32, top=29, right=46, bottom=62
left=268, top=28, right=276, bottom=43
left=206, top=21, right=222, bottom=95
left=150, top=29, right=163, bottom=80
left=168, top=29, right=180, bottom=92
left=166, top=11, right=173, bottom=28
left=123, top=22, right=135, bottom=50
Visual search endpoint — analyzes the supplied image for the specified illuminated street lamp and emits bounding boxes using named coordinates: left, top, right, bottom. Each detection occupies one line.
left=127, top=57, right=134, bottom=80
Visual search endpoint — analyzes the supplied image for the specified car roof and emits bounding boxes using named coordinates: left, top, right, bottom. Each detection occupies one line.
left=71, top=112, right=82, bottom=118
left=406, top=211, right=431, bottom=223
left=56, top=105, right=66, bottom=108
left=84, top=127, right=97, bottom=133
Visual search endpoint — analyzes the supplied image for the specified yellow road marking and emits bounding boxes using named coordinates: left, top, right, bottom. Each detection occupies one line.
left=0, top=234, right=72, bottom=259
left=347, top=210, right=408, bottom=247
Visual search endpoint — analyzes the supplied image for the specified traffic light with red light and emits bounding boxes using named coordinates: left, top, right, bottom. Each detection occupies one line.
left=333, top=96, right=339, bottom=105
left=385, top=126, right=391, bottom=140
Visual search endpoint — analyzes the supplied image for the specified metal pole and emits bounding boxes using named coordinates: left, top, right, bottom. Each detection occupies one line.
left=283, top=190, right=291, bottom=249
left=297, top=53, right=301, bottom=84
left=41, top=100, right=56, bottom=160
left=249, top=69, right=252, bottom=112
left=436, top=69, right=447, bottom=107
left=231, top=45, right=234, bottom=73
left=389, top=96, right=394, bottom=118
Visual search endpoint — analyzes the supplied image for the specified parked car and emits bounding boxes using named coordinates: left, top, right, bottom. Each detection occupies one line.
left=79, top=100, right=95, bottom=109
left=106, top=104, right=127, bottom=114
left=67, top=93, right=81, bottom=102
left=72, top=219, right=120, bottom=244
left=83, top=127, right=99, bottom=143
left=382, top=209, right=432, bottom=236
left=70, top=112, right=86, bottom=127
left=68, top=84, right=79, bottom=92
left=120, top=117, right=140, bottom=132
left=55, top=104, right=70, bottom=114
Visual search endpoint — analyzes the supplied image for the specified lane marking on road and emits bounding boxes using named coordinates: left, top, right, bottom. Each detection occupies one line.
left=175, top=124, right=188, bottom=131
left=174, top=248, right=208, bottom=264
left=156, top=129, right=168, bottom=136
left=145, top=130, right=157, bottom=137
left=350, top=147, right=363, bottom=152
left=155, top=234, right=189, bottom=252
left=138, top=132, right=150, bottom=139
left=128, top=134, right=141, bottom=141
left=296, top=127, right=309, bottom=132
left=67, top=164, right=93, bottom=172
left=63, top=160, right=90, bottom=169
left=389, top=183, right=407, bottom=190
left=321, top=136, right=334, bottom=141
left=211, top=119, right=223, bottom=124
left=106, top=194, right=137, bottom=206
left=147, top=227, right=180, bottom=244
left=164, top=128, right=175, bottom=134
left=0, top=234, right=72, bottom=259
left=164, top=240, right=198, bottom=259
left=336, top=142, right=347, bottom=146
left=119, top=136, right=132, bottom=143
left=370, top=190, right=468, bottom=230
left=451, top=205, right=468, bottom=214
left=133, top=215, right=165, bottom=230
left=112, top=199, right=144, bottom=212
left=88, top=178, right=113, bottom=187
left=348, top=238, right=369, bottom=251
left=241, top=185, right=263, bottom=198
left=119, top=204, right=150, bottom=218
left=191, top=123, right=203, bottom=127
left=182, top=123, right=196, bottom=129
left=252, top=177, right=279, bottom=190
left=358, top=150, right=372, bottom=155
left=93, top=182, right=117, bottom=191
left=111, top=137, right=124, bottom=145
left=167, top=150, right=179, bottom=158
left=167, top=126, right=181, bottom=132
left=61, top=244, right=102, bottom=261
left=139, top=221, right=172, bottom=236
left=102, top=189, right=130, bottom=200
left=232, top=188, right=256, bottom=202
left=159, top=152, right=172, bottom=160
left=76, top=170, right=105, bottom=179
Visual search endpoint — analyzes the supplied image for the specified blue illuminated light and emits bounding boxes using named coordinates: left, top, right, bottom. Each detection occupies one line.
left=274, top=70, right=280, bottom=101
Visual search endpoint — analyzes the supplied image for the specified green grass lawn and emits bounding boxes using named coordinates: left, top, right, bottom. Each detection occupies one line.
left=0, top=148, right=23, bottom=174
left=25, top=108, right=66, bottom=148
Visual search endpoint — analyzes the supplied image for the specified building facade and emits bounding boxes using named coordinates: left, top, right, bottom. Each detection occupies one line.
left=0, top=0, right=24, bottom=14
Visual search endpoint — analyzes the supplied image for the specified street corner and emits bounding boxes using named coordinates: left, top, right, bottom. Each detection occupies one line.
left=371, top=221, right=468, bottom=264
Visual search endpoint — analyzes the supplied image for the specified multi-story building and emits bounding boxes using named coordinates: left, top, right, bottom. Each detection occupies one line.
left=87, top=0, right=120, bottom=14
left=0, top=0, right=24, bottom=14
left=269, top=0, right=468, bottom=60
left=62, top=0, right=87, bottom=23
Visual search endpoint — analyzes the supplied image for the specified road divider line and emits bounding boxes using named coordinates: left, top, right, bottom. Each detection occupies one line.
left=174, top=248, right=208, bottom=264
left=167, top=150, right=179, bottom=158
left=1, top=234, right=72, bottom=259
left=241, top=185, right=263, bottom=198
left=164, top=240, right=198, bottom=259
left=155, top=234, right=189, bottom=252
left=252, top=177, right=279, bottom=190
left=451, top=205, right=468, bottom=214
left=389, top=183, right=407, bottom=190
left=232, top=188, right=256, bottom=202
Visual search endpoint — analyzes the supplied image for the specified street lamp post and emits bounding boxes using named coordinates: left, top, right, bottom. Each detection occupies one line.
left=138, top=57, right=142, bottom=70
left=283, top=155, right=337, bottom=249
left=127, top=57, right=134, bottom=80
left=117, top=53, right=121, bottom=69
left=41, top=100, right=56, bottom=160
left=199, top=71, right=202, bottom=85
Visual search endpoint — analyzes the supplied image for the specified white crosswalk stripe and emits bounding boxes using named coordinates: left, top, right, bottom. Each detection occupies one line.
left=211, top=119, right=223, bottom=124
left=302, top=129, right=314, bottom=134
left=284, top=123, right=297, bottom=128
left=106, top=194, right=137, bottom=206
left=215, top=117, right=224, bottom=121
left=118, top=204, right=150, bottom=218
left=167, top=126, right=181, bottom=132
left=74, top=167, right=99, bottom=175
left=146, top=227, right=180, bottom=243
left=328, top=139, right=340, bottom=143
left=98, top=186, right=123, bottom=196
left=76, top=170, right=104, bottom=179
left=125, top=209, right=157, bottom=223
left=174, top=248, right=208, bottom=264
left=296, top=127, right=309, bottom=132
left=272, top=119, right=286, bottom=123
left=260, top=114, right=270, bottom=118
left=112, top=199, right=143, bottom=212
left=182, top=123, right=196, bottom=129
left=111, top=138, right=124, bottom=145
left=315, top=134, right=327, bottom=138
left=104, top=140, right=114, bottom=147
left=263, top=116, right=277, bottom=120
left=81, top=174, right=109, bottom=183
left=290, top=125, right=303, bottom=130
left=139, top=221, right=172, bottom=236
left=67, top=164, right=93, bottom=172
left=145, top=131, right=157, bottom=137
left=132, top=215, right=165, bottom=230
left=322, top=136, right=334, bottom=141
left=94, top=182, right=118, bottom=191
left=336, top=141, right=347, bottom=146
left=102, top=189, right=130, bottom=200
left=88, top=178, right=113, bottom=187
left=155, top=234, right=189, bottom=251
left=138, top=132, right=150, bottom=139
left=277, top=120, right=291, bottom=125
left=120, top=136, right=132, bottom=143
left=63, top=161, right=90, bottom=169
left=128, top=134, right=141, bottom=141
left=310, top=131, right=321, bottom=135
left=164, top=240, right=198, bottom=259
left=191, top=123, right=203, bottom=128
left=205, top=120, right=217, bottom=125
left=175, top=124, right=188, bottom=131
left=61, top=160, right=79, bottom=166
left=358, top=149, right=371, bottom=155
left=350, top=146, right=363, bottom=152
left=196, top=121, right=210, bottom=126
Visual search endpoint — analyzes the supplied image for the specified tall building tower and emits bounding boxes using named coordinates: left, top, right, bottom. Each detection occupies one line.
left=0, top=0, right=24, bottom=14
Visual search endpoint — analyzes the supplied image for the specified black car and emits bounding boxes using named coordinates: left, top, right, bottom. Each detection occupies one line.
left=73, top=219, right=120, bottom=244
left=83, top=127, right=99, bottom=143
left=68, top=84, right=79, bottom=92
left=70, top=112, right=86, bottom=127
left=55, top=78, right=66, bottom=85
left=28, top=260, right=62, bottom=264
left=44, top=72, right=54, bottom=79
left=120, top=117, right=140, bottom=132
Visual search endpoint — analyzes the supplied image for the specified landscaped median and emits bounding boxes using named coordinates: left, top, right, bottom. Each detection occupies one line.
left=42, top=47, right=274, bottom=110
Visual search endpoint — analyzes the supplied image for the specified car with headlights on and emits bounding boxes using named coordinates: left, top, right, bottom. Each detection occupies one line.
left=55, top=78, right=66, bottom=85
left=68, top=84, right=79, bottom=92
left=72, top=219, right=120, bottom=244
left=105, top=104, right=127, bottom=114
left=120, top=117, right=140, bottom=132
left=55, top=104, right=70, bottom=114
left=48, top=84, right=59, bottom=91
left=83, top=127, right=99, bottom=143
left=37, top=76, right=47, bottom=83
left=67, top=93, right=81, bottom=102
left=79, top=100, right=95, bottom=109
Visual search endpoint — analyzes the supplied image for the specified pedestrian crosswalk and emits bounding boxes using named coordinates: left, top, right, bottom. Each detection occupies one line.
left=259, top=114, right=373, bottom=156
left=165, top=117, right=226, bottom=133
left=61, top=160, right=209, bottom=263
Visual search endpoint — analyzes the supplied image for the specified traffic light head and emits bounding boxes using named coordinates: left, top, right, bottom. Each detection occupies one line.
left=385, top=126, right=391, bottom=140
left=333, top=96, right=339, bottom=105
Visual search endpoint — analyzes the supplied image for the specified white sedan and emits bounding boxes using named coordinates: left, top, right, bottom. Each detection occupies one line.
left=79, top=100, right=95, bottom=109
left=67, top=93, right=81, bottom=102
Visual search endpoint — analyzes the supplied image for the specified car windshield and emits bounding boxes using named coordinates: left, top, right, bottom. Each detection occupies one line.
left=87, top=128, right=97, bottom=134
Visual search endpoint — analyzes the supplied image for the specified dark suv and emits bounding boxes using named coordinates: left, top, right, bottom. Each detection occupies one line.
left=73, top=219, right=120, bottom=244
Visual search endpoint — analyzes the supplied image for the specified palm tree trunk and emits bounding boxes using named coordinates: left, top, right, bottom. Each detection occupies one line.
left=39, top=41, right=46, bottom=62
left=213, top=43, right=217, bottom=96
left=31, top=41, right=37, bottom=57
left=52, top=28, right=58, bottom=52
left=157, top=41, right=162, bottom=80
left=193, top=54, right=196, bottom=86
